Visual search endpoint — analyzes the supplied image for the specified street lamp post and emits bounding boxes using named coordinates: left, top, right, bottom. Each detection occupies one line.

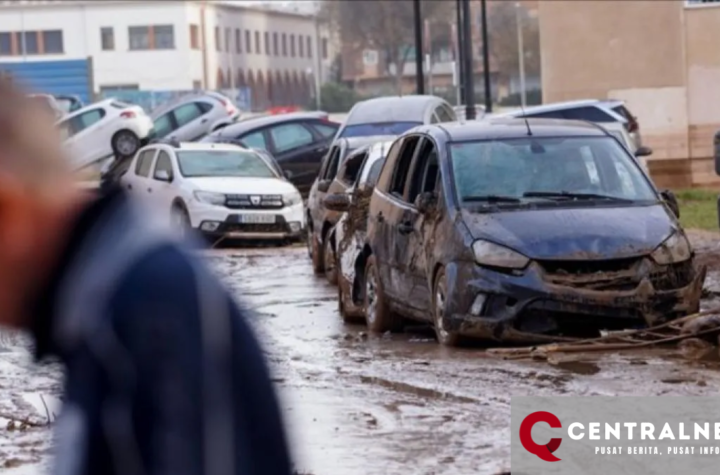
left=480, top=0, right=492, bottom=113
left=413, top=0, right=425, bottom=94
left=455, top=0, right=464, bottom=106
left=515, top=2, right=526, bottom=108
left=461, top=0, right=475, bottom=120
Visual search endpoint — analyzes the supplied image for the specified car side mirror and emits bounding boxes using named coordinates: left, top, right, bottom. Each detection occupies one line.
left=156, top=170, right=172, bottom=182
left=415, top=191, right=437, bottom=214
left=284, top=170, right=294, bottom=180
left=635, top=146, right=653, bottom=157
left=323, top=193, right=351, bottom=212
left=317, top=179, right=332, bottom=193
left=661, top=189, right=679, bottom=218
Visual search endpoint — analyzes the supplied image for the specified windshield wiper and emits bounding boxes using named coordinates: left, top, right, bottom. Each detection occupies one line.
left=463, top=195, right=522, bottom=203
left=522, top=191, right=631, bottom=202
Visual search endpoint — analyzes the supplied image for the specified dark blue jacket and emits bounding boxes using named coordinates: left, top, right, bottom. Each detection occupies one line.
left=30, top=188, right=292, bottom=475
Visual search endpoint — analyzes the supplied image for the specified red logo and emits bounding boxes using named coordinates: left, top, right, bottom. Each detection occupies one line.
left=519, top=411, right=562, bottom=462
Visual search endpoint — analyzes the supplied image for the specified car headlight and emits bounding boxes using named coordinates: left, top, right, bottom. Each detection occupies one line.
left=283, top=191, right=302, bottom=207
left=651, top=231, right=692, bottom=265
left=193, top=190, right=226, bottom=206
left=472, top=239, right=530, bottom=269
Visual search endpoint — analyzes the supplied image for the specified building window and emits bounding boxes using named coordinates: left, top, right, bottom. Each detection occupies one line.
left=321, top=37, right=328, bottom=59
left=129, top=26, right=150, bottom=50
left=281, top=33, right=287, bottom=56
left=189, top=24, right=199, bottom=49
left=100, top=27, right=115, bottom=51
left=245, top=30, right=251, bottom=53
left=22, top=31, right=39, bottom=54
left=298, top=36, right=304, bottom=57
left=0, top=32, right=10, bottom=55
left=215, top=27, right=221, bottom=51
left=154, top=25, right=174, bottom=49
left=306, top=36, right=312, bottom=58
left=235, top=29, right=241, bottom=52
left=254, top=31, right=260, bottom=54
left=273, top=32, right=278, bottom=55
left=290, top=34, right=295, bottom=57
left=225, top=28, right=230, bottom=52
left=41, top=30, right=63, bottom=54
left=264, top=32, right=270, bottom=56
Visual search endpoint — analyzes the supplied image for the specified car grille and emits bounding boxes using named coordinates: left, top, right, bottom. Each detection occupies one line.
left=538, top=257, right=694, bottom=292
left=225, top=194, right=284, bottom=210
left=223, top=223, right=287, bottom=233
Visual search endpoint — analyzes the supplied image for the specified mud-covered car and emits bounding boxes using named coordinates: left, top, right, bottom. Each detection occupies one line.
left=357, top=119, right=705, bottom=346
left=323, top=140, right=394, bottom=320
left=306, top=135, right=395, bottom=278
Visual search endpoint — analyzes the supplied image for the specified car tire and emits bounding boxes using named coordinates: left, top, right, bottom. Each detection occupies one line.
left=111, top=130, right=140, bottom=157
left=323, top=235, right=338, bottom=286
left=363, top=255, right=402, bottom=333
left=432, top=268, right=462, bottom=347
left=171, top=204, right=192, bottom=239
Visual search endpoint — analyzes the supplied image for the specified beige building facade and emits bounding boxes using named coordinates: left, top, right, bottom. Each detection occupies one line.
left=538, top=0, right=720, bottom=188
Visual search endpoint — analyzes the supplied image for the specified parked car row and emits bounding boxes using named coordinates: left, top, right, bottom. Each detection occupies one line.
left=307, top=99, right=704, bottom=348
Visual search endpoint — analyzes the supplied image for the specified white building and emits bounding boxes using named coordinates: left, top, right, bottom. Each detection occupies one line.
left=0, top=0, right=333, bottom=109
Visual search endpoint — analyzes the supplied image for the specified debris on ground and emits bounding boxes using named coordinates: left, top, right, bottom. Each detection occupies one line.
left=487, top=307, right=720, bottom=361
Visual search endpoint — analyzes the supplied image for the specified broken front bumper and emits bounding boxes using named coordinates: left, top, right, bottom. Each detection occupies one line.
left=442, top=258, right=706, bottom=342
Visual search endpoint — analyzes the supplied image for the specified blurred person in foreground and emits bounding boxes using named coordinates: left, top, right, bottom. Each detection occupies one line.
left=0, top=79, right=292, bottom=474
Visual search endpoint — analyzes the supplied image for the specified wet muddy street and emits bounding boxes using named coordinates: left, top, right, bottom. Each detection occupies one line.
left=5, top=234, right=720, bottom=474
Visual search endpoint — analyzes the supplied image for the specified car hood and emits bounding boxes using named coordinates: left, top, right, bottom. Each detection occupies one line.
left=462, top=204, right=675, bottom=260
left=186, top=176, right=297, bottom=195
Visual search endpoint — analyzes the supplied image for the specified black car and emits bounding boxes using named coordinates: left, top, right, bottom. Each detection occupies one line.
left=355, top=119, right=704, bottom=346
left=200, top=112, right=340, bottom=194
left=306, top=135, right=396, bottom=278
left=335, top=95, right=457, bottom=139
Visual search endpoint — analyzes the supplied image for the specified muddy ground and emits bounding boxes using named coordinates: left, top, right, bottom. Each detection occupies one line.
left=4, top=231, right=720, bottom=474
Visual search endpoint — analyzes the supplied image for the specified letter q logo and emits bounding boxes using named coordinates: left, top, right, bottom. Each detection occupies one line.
left=519, top=411, right=562, bottom=462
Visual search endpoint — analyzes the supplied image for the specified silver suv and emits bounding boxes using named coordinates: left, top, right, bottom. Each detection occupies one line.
left=150, top=91, right=240, bottom=142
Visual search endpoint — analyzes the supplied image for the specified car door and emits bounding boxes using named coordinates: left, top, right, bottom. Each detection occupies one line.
left=62, top=108, right=109, bottom=168
left=152, top=111, right=176, bottom=140
left=126, top=148, right=158, bottom=194
left=266, top=121, right=328, bottom=193
left=170, top=102, right=213, bottom=142
left=149, top=150, right=177, bottom=213
left=397, top=137, right=441, bottom=317
left=309, top=144, right=341, bottom=237
left=376, top=135, right=422, bottom=302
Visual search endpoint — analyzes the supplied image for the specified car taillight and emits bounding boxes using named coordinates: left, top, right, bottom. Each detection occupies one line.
left=121, top=111, right=136, bottom=119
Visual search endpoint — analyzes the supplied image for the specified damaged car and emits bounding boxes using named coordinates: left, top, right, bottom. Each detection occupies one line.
left=306, top=135, right=395, bottom=278
left=323, top=140, right=394, bottom=319
left=357, top=119, right=705, bottom=346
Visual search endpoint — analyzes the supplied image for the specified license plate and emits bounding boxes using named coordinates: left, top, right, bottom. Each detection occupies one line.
left=240, top=214, right=275, bottom=224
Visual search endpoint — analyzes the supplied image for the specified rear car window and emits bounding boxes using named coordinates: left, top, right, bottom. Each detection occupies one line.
left=312, top=122, right=340, bottom=138
left=562, top=106, right=616, bottom=122
left=340, top=122, right=422, bottom=138
left=366, top=159, right=386, bottom=186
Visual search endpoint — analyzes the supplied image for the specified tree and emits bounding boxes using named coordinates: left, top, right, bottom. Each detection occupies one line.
left=321, top=0, right=451, bottom=94
left=487, top=2, right=541, bottom=81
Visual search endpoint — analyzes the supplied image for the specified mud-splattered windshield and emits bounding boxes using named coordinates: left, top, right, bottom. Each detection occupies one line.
left=449, top=136, right=657, bottom=206
left=177, top=151, right=276, bottom=178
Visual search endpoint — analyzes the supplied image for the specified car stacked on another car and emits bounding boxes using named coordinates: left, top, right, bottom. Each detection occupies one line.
left=321, top=139, right=394, bottom=320
left=58, top=98, right=154, bottom=171
left=151, top=91, right=240, bottom=142
left=201, top=111, right=340, bottom=194
left=120, top=141, right=304, bottom=244
left=345, top=118, right=703, bottom=346
left=306, top=135, right=396, bottom=278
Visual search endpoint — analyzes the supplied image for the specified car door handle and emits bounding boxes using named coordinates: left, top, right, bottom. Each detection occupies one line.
left=398, top=221, right=413, bottom=235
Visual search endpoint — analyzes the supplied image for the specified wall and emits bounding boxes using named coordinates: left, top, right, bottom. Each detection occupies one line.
left=0, top=58, right=92, bottom=102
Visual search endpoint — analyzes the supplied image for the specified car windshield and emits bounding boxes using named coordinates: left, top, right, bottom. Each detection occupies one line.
left=449, top=136, right=657, bottom=206
left=177, top=150, right=276, bottom=178
left=340, top=122, right=421, bottom=138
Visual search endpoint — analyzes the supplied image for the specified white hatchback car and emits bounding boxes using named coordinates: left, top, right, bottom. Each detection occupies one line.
left=121, top=142, right=305, bottom=242
left=57, top=98, right=154, bottom=171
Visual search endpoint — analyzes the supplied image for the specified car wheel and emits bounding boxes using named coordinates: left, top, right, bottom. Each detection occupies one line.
left=324, top=236, right=338, bottom=285
left=112, top=130, right=140, bottom=157
left=363, top=255, right=402, bottom=333
left=311, top=233, right=325, bottom=274
left=432, top=268, right=462, bottom=347
left=171, top=205, right=191, bottom=239
left=338, top=283, right=353, bottom=323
